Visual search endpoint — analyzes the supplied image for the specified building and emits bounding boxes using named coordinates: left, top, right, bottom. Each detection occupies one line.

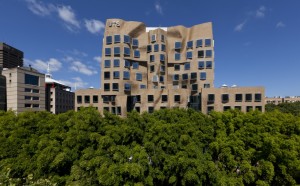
left=2, top=66, right=45, bottom=113
left=0, top=66, right=6, bottom=111
left=45, top=68, right=74, bottom=114
left=266, top=96, right=300, bottom=105
left=0, top=43, right=23, bottom=68
left=75, top=18, right=265, bottom=116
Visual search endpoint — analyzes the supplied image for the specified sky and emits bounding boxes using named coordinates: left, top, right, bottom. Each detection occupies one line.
left=0, top=0, right=300, bottom=97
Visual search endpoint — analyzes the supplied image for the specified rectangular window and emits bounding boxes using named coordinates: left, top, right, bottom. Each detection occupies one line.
left=191, top=72, right=197, bottom=80
left=25, top=74, right=39, bottom=86
left=150, top=65, right=155, bottom=72
left=222, top=94, right=229, bottom=103
left=207, top=106, right=214, bottom=113
left=106, top=36, right=112, bottom=44
left=161, top=44, right=166, bottom=51
left=160, top=65, right=165, bottom=72
left=113, top=71, right=120, bottom=79
left=124, top=35, right=130, bottom=44
left=246, top=94, right=252, bottom=102
left=77, top=96, right=82, bottom=103
left=204, top=84, right=210, bottom=88
left=162, top=95, right=168, bottom=102
left=135, top=107, right=140, bottom=113
left=151, top=34, right=156, bottom=42
left=104, top=60, right=110, bottom=68
left=32, top=96, right=39, bottom=101
left=255, top=106, right=262, bottom=111
left=103, top=96, right=109, bottom=103
left=174, top=53, right=180, bottom=61
left=246, top=106, right=253, bottom=112
left=198, top=61, right=204, bottom=69
left=84, top=95, right=90, bottom=103
left=132, top=38, right=139, bottom=47
left=206, top=61, right=212, bottom=69
left=114, top=47, right=120, bottom=56
left=32, top=104, right=39, bottom=108
left=174, top=95, right=180, bottom=102
left=182, top=73, right=188, bottom=80
left=112, top=107, right=116, bottom=114
left=114, top=35, right=120, bottom=43
left=184, top=63, right=190, bottom=70
left=187, top=41, right=193, bottom=49
left=25, top=96, right=31, bottom=100
left=159, top=76, right=164, bottom=82
left=124, top=47, right=130, bottom=56
left=104, top=71, right=110, bottom=80
left=186, top=51, right=193, bottom=59
left=104, top=107, right=110, bottom=112
left=25, top=104, right=31, bottom=108
left=161, top=35, right=165, bottom=42
left=147, top=45, right=152, bottom=53
left=160, top=54, right=165, bottom=62
left=235, top=94, right=243, bottom=102
left=93, top=95, right=98, bottom=103
left=198, top=50, right=204, bottom=58
left=235, top=106, right=241, bottom=110
left=205, top=39, right=211, bottom=47
left=154, top=44, right=159, bottom=52
left=152, top=75, right=158, bottom=82
left=105, top=48, right=111, bottom=56
left=124, top=60, right=130, bottom=68
left=25, top=88, right=31, bottom=92
left=132, top=62, right=139, bottom=69
left=200, top=72, right=206, bottom=80
left=136, top=73, right=142, bottom=81
left=196, top=39, right=203, bottom=47
left=174, top=64, right=180, bottom=71
left=148, top=95, right=154, bottom=102
left=123, top=71, right=130, bottom=80
left=124, top=83, right=131, bottom=91
left=255, top=94, right=262, bottom=102
left=192, top=84, right=198, bottom=91
left=113, top=83, right=119, bottom=91
left=140, top=84, right=146, bottom=89
left=134, top=50, right=140, bottom=58
left=223, top=106, right=231, bottom=111
left=116, top=107, right=121, bottom=115
left=208, top=94, right=215, bottom=103
left=175, top=42, right=181, bottom=49
left=104, top=83, right=110, bottom=91
left=206, top=50, right=212, bottom=58
left=148, top=107, right=154, bottom=113
left=150, top=55, right=155, bottom=62
left=173, top=74, right=179, bottom=81
left=114, top=59, right=120, bottom=67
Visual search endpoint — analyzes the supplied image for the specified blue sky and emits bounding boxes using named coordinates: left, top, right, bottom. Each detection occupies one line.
left=0, top=0, right=299, bottom=97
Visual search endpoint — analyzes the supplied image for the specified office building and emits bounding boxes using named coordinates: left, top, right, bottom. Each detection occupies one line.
left=75, top=19, right=265, bottom=116
left=2, top=66, right=45, bottom=113
left=0, top=43, right=23, bottom=68
left=0, top=66, right=6, bottom=111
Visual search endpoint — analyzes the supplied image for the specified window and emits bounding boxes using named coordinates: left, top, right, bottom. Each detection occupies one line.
left=196, top=39, right=203, bottom=47
left=124, top=83, right=131, bottom=91
left=198, top=50, right=204, bottom=58
left=123, top=71, right=130, bottom=80
left=25, top=96, right=31, bottom=100
left=175, top=42, right=181, bottom=49
left=162, top=95, right=168, bottom=102
left=136, top=73, right=142, bottom=81
left=198, top=61, right=204, bottom=69
left=106, top=36, right=112, bottom=44
left=235, top=106, right=241, bottom=110
left=33, top=104, right=39, bottom=108
left=113, top=71, right=120, bottom=79
left=160, top=54, right=165, bottom=61
left=206, top=61, right=212, bottom=69
left=206, top=50, right=212, bottom=58
left=255, top=94, right=262, bottom=102
left=132, top=62, right=139, bottom=69
left=84, top=95, right=90, bottom=103
left=77, top=96, right=82, bottom=103
left=207, top=106, right=214, bottom=113
left=151, top=34, right=156, bottom=42
left=148, top=95, right=154, bottom=102
left=161, top=44, right=166, bottom=51
left=174, top=95, right=180, bottom=102
left=200, top=72, right=206, bottom=80
left=173, top=74, right=179, bottom=81
left=93, top=95, right=98, bottom=103
left=114, top=47, right=120, bottom=56
left=174, top=64, right=180, bottom=71
left=208, top=94, right=215, bottom=103
left=135, top=107, right=140, bottom=113
left=222, top=94, right=229, bottom=103
left=192, top=84, right=198, bottom=91
left=255, top=106, right=262, bottom=111
left=105, top=48, right=111, bottom=56
left=114, top=35, right=120, bottom=43
left=161, top=35, right=165, bottom=42
left=246, top=94, right=252, bottom=102
left=187, top=41, right=193, bottom=49
left=112, top=107, right=116, bottom=114
left=174, top=53, right=180, bottom=61
left=114, top=59, right=120, bottom=67
left=104, top=83, right=110, bottom=91
left=148, top=107, right=154, bottom=113
left=152, top=75, right=158, bottom=82
left=104, top=71, right=110, bottom=80
left=186, top=51, right=193, bottom=59
left=113, top=83, right=119, bottom=91
left=25, top=88, right=31, bottom=92
left=205, top=39, right=211, bottom=47
left=159, top=76, right=164, bottom=82
left=147, top=45, right=152, bottom=53
left=182, top=83, right=187, bottom=89
left=223, top=106, right=231, bottom=111
left=104, top=60, right=110, bottom=68
left=124, top=60, right=130, bottom=68
left=25, top=104, right=31, bottom=108
left=116, top=107, right=121, bottom=115
left=104, top=107, right=110, bottom=112
left=154, top=44, right=159, bottom=52
left=182, top=73, right=188, bottom=80
left=184, top=63, right=190, bottom=70
left=160, top=65, right=165, bottom=72
left=140, top=84, right=146, bottom=89
left=25, top=74, right=39, bottom=86
left=204, top=84, right=210, bottom=88
left=246, top=106, right=253, bottom=112
left=150, top=55, right=155, bottom=62
left=150, top=65, right=155, bottom=72
left=124, top=35, right=130, bottom=44
left=103, top=96, right=109, bottom=103
left=132, top=38, right=138, bottom=47
left=134, top=50, right=140, bottom=58
left=124, top=47, right=130, bottom=56
left=191, top=72, right=197, bottom=80
left=235, top=94, right=243, bottom=102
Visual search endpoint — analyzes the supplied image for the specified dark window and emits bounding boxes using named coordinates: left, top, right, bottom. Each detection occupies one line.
left=196, top=39, right=203, bottom=47
left=200, top=72, right=206, bottom=80
left=124, top=35, right=130, bottom=44
left=235, top=106, right=241, bottom=110
left=161, top=35, right=165, bottom=42
left=173, top=74, right=179, bottom=81
left=154, top=44, right=159, bottom=52
left=124, top=83, right=131, bottom=91
left=151, top=34, right=156, bottom=42
left=124, top=47, right=130, bottom=56
left=77, top=96, right=82, bottom=103
left=104, top=60, right=110, bottom=68
left=140, top=84, right=146, bottom=89
left=208, top=94, right=215, bottom=103
left=182, top=83, right=187, bottom=89
left=255, top=94, right=262, bottom=102
left=150, top=55, right=155, bottom=62
left=105, top=48, right=111, bottom=56
left=162, top=95, right=168, bottom=102
left=123, top=71, right=130, bottom=80
left=25, top=88, right=31, bottom=92
left=246, top=94, right=252, bottom=102
left=132, top=38, right=139, bottom=47
left=182, top=73, right=188, bottom=80
left=174, top=95, right=180, bottom=102
left=132, top=62, right=139, bottom=69
left=104, top=83, right=110, bottom=91
left=161, top=44, right=166, bottom=51
left=174, top=64, right=180, bottom=71
left=184, top=63, right=190, bottom=70
left=191, top=72, right=197, bottom=80
left=246, top=106, right=253, bottom=112
left=147, top=45, right=152, bottom=53
left=206, top=61, right=212, bottom=69
left=84, top=96, right=90, bottom=103
left=198, top=61, right=204, bottom=69
left=159, top=76, right=164, bottom=82
left=148, top=95, right=154, bottom=102
left=205, top=39, right=211, bottom=47
left=136, top=73, right=142, bottom=81
left=160, top=65, right=165, bottom=72
left=25, top=96, right=31, bottom=100
left=106, top=36, right=112, bottom=44
left=135, top=107, right=140, bottom=113
left=112, top=107, right=116, bottom=114
left=160, top=54, right=165, bottom=61
left=25, top=104, right=31, bottom=108
left=207, top=106, right=214, bottom=113
left=187, top=41, right=193, bottom=49
left=235, top=94, right=243, bottom=102
left=192, top=84, right=198, bottom=91
left=113, top=71, right=120, bottom=79
left=222, top=94, right=229, bottom=103
left=134, top=50, right=140, bottom=58
left=104, top=107, right=110, bottom=111
left=116, top=107, right=121, bottom=115
left=223, top=106, right=231, bottom=111
left=113, top=59, right=119, bottom=67
left=32, top=104, right=39, bottom=108
left=198, top=50, right=204, bottom=58
left=206, top=50, right=212, bottom=58
left=124, top=60, right=130, bottom=68
left=150, top=65, right=155, bottom=72
left=103, top=96, right=109, bottom=103
left=148, top=107, right=154, bottom=113
left=25, top=74, right=39, bottom=86
left=104, top=71, right=110, bottom=80
left=255, top=106, right=262, bottom=111
left=175, top=53, right=180, bottom=61
left=93, top=95, right=98, bottom=103
left=175, top=42, right=181, bottom=49
left=114, top=35, right=120, bottom=43
left=186, top=51, right=193, bottom=59
left=204, top=84, right=210, bottom=88
left=113, top=83, right=119, bottom=91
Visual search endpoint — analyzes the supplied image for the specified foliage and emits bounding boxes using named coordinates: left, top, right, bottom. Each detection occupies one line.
left=0, top=108, right=300, bottom=185
left=266, top=102, right=300, bottom=116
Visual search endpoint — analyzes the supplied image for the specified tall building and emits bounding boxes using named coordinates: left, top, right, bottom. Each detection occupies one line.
left=0, top=43, right=23, bottom=68
left=75, top=19, right=265, bottom=116
left=2, top=66, right=45, bottom=113
left=0, top=66, right=6, bottom=111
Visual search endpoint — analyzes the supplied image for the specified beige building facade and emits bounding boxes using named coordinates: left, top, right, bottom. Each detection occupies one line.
left=266, top=96, right=300, bottom=105
left=75, top=19, right=265, bottom=116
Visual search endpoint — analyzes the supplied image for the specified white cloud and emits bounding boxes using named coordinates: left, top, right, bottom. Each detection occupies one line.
left=155, top=2, right=163, bottom=15
left=276, top=21, right=286, bottom=28
left=24, top=58, right=62, bottom=73
left=256, top=6, right=266, bottom=18
left=70, top=61, right=97, bottom=76
left=56, top=5, right=80, bottom=29
left=25, top=0, right=54, bottom=16
left=93, top=56, right=102, bottom=64
left=234, top=21, right=246, bottom=32
left=59, top=77, right=88, bottom=90
left=84, top=19, right=105, bottom=34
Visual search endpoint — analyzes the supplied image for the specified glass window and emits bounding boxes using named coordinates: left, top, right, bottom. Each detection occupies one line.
left=205, top=39, right=211, bottom=47
left=173, top=74, right=179, bottom=81
left=206, top=61, right=212, bottom=69
left=124, top=47, right=130, bottom=56
left=159, top=76, right=164, bottom=82
left=204, top=84, right=210, bottom=88
left=105, top=48, right=111, bottom=56
left=154, top=44, right=159, bottom=52
left=235, top=106, right=242, bottom=110
left=32, top=89, right=39, bottom=93
left=132, top=38, right=138, bottom=47
left=25, top=88, right=31, bottom=92
left=124, top=35, right=130, bottom=44
left=255, top=106, right=262, bottom=111
left=124, top=83, right=131, bottom=91
left=84, top=95, right=90, bottom=103
left=208, top=94, right=215, bottom=103
left=160, top=65, right=165, bottom=72
left=113, top=83, right=119, bottom=91
left=114, top=35, right=120, bottom=43
left=162, top=95, right=168, bottom=102
left=222, top=94, right=229, bottom=103
left=182, top=83, right=187, bottom=89
left=152, top=75, right=158, bottom=82
left=104, top=71, right=110, bottom=80
left=24, top=104, right=31, bottom=108
left=161, top=35, right=165, bottom=42
left=106, top=36, right=112, bottom=44
left=175, top=53, right=181, bottom=61
left=116, top=107, right=121, bottom=115
left=161, top=44, right=166, bottom=51
left=196, top=39, right=203, bottom=47
left=175, top=42, right=181, bottom=49
left=140, top=84, right=146, bottom=89
left=104, top=83, right=110, bottom=91
left=223, top=106, right=231, bottom=111
left=150, top=55, right=155, bottom=62
left=174, top=95, right=180, bottom=102
left=200, top=72, right=206, bottom=80
left=246, top=94, right=252, bottom=102
left=186, top=51, right=193, bottom=59
left=255, top=94, right=262, bottom=102
left=182, top=73, right=188, bottom=80
left=187, top=41, right=193, bottom=49
left=104, top=107, right=110, bottom=111
left=160, top=54, right=165, bottom=61
left=25, top=74, right=39, bottom=86
left=123, top=71, right=130, bottom=80
left=134, top=50, right=140, bottom=58
left=114, top=59, right=120, bottom=67
left=207, top=106, right=214, bottom=113
left=148, top=95, right=154, bottom=102
left=103, top=96, right=109, bottom=103
left=151, top=34, right=156, bottom=42
left=136, top=73, right=142, bottom=81
left=114, top=47, right=120, bottom=56
left=104, top=60, right=110, bottom=68
left=93, top=95, right=98, bottom=103
left=25, top=96, right=31, bottom=100
left=124, top=60, right=130, bottom=68
left=191, top=72, right=197, bottom=80
left=77, top=95, right=82, bottom=103
left=246, top=106, right=253, bottom=112
left=147, top=45, right=152, bottom=53
left=148, top=65, right=154, bottom=72
left=206, top=50, right=212, bottom=58
left=198, top=50, right=204, bottom=58
left=174, top=64, right=180, bottom=71
left=113, top=71, right=120, bottom=79
left=112, top=107, right=116, bottom=114
left=192, top=84, right=198, bottom=91
left=184, top=63, right=190, bottom=70
left=32, top=104, right=39, bottom=108
left=132, top=62, right=139, bottom=69
left=148, top=107, right=154, bottom=113
left=235, top=94, right=242, bottom=102
left=198, top=61, right=205, bottom=69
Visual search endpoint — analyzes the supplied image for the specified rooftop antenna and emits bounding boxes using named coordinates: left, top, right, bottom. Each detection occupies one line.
left=45, top=62, right=52, bottom=78
left=74, top=82, right=77, bottom=90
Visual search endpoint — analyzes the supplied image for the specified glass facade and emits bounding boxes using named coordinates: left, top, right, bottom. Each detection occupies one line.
left=25, top=74, right=39, bottom=86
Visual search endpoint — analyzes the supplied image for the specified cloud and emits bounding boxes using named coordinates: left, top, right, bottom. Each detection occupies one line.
left=70, top=61, right=97, bottom=76
left=276, top=21, right=286, bottom=28
left=84, top=19, right=105, bottom=34
left=25, top=0, right=54, bottom=16
left=59, top=77, right=88, bottom=90
left=234, top=21, right=246, bottom=32
left=93, top=56, right=102, bottom=64
left=57, top=5, right=80, bottom=30
left=155, top=2, right=163, bottom=15
left=256, top=6, right=266, bottom=18
left=24, top=58, right=62, bottom=73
